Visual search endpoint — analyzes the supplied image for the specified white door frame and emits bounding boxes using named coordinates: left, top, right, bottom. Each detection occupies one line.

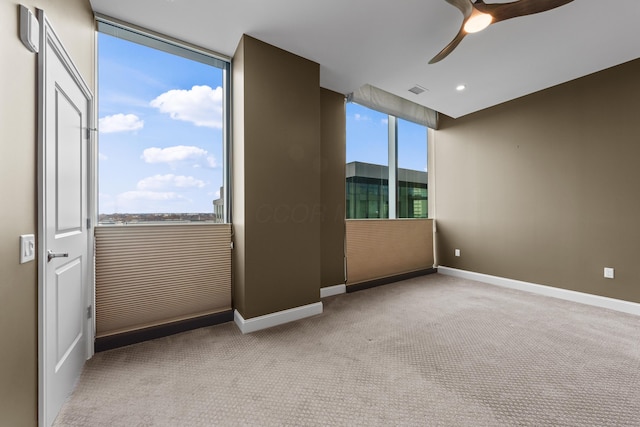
left=37, top=9, right=95, bottom=427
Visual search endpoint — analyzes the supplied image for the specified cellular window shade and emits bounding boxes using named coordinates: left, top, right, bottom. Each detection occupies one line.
left=346, top=219, right=434, bottom=285
left=347, top=84, right=439, bottom=129
left=94, top=224, right=231, bottom=337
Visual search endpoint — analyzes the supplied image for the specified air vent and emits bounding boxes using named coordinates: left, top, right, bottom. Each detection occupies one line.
left=408, top=85, right=427, bottom=95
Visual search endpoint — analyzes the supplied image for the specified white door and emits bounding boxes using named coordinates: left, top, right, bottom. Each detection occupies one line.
left=38, top=10, right=93, bottom=427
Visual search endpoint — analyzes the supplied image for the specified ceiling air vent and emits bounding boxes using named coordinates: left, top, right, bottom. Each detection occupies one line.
left=408, top=85, right=426, bottom=95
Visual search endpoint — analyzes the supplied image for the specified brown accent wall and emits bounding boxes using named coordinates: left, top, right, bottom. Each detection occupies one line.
left=231, top=36, right=246, bottom=316
left=0, top=1, right=95, bottom=425
left=320, top=89, right=346, bottom=288
left=232, top=35, right=322, bottom=319
left=434, top=58, right=640, bottom=303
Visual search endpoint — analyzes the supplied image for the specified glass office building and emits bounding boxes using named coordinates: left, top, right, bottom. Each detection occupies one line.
left=346, top=161, right=427, bottom=219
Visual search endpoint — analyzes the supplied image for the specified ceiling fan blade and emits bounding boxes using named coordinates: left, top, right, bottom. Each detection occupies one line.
left=429, top=0, right=473, bottom=64
left=429, top=0, right=573, bottom=64
left=429, top=28, right=467, bottom=64
left=474, top=0, right=574, bottom=24
left=445, top=0, right=474, bottom=18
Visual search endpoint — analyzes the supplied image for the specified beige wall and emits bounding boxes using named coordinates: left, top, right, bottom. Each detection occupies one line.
left=320, top=88, right=346, bottom=288
left=434, top=58, right=640, bottom=303
left=232, top=35, right=322, bottom=319
left=0, top=1, right=95, bottom=425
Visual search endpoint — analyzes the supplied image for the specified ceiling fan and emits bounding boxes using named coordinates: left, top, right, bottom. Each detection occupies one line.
left=429, top=0, right=575, bottom=64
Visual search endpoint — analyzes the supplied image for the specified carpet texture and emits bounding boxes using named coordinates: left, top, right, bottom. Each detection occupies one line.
left=54, top=274, right=640, bottom=426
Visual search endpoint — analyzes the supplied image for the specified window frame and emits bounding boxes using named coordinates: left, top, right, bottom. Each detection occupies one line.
left=346, top=102, right=428, bottom=220
left=95, top=16, right=231, bottom=224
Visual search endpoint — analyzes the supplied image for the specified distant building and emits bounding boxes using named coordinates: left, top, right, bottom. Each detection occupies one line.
left=212, top=187, right=224, bottom=223
left=346, top=161, right=427, bottom=219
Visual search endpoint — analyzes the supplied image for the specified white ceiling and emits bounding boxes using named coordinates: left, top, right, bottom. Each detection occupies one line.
left=89, top=0, right=640, bottom=119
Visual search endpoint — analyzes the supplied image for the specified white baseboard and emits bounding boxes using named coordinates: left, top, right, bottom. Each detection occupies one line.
left=320, top=284, right=346, bottom=298
left=438, top=266, right=640, bottom=316
left=234, top=302, right=323, bottom=334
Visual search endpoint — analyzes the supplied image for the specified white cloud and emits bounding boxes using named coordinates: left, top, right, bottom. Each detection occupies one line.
left=137, top=174, right=206, bottom=191
left=150, top=85, right=223, bottom=128
left=99, top=153, right=108, bottom=161
left=380, top=118, right=388, bottom=125
left=141, top=145, right=216, bottom=169
left=354, top=113, right=371, bottom=122
left=118, top=191, right=188, bottom=202
left=99, top=113, right=144, bottom=133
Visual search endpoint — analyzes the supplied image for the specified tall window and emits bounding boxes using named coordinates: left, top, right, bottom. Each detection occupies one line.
left=346, top=104, right=389, bottom=219
left=346, top=103, right=427, bottom=219
left=397, top=119, right=428, bottom=218
left=97, top=21, right=229, bottom=225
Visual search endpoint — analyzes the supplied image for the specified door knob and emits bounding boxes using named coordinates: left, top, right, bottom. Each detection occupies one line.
left=47, top=250, right=69, bottom=262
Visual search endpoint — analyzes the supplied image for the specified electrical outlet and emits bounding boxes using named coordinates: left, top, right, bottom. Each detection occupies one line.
left=604, top=267, right=614, bottom=279
left=20, top=234, right=35, bottom=263
left=455, top=249, right=461, bottom=257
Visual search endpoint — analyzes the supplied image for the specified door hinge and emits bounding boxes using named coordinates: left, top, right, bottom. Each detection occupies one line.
left=87, top=218, right=91, bottom=229
left=87, top=305, right=92, bottom=319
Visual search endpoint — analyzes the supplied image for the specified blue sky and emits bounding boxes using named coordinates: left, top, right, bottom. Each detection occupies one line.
left=98, top=34, right=426, bottom=215
left=346, top=104, right=427, bottom=172
left=98, top=33, right=224, bottom=214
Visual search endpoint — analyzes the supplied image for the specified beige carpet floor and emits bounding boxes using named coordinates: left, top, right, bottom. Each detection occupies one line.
left=55, top=274, right=640, bottom=426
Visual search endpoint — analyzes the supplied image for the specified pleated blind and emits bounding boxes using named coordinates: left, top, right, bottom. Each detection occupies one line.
left=346, top=219, right=434, bottom=285
left=95, top=224, right=231, bottom=337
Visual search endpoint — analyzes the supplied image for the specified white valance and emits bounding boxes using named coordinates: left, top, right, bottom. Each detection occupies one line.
left=347, top=84, right=439, bottom=129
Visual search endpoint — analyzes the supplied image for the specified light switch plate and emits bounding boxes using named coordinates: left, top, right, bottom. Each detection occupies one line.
left=454, top=249, right=461, bottom=257
left=20, top=234, right=35, bottom=264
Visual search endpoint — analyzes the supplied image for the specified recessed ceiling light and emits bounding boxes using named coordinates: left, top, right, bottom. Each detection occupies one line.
left=456, top=84, right=466, bottom=91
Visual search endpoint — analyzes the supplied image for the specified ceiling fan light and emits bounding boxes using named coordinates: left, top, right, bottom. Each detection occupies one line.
left=464, top=11, right=492, bottom=33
